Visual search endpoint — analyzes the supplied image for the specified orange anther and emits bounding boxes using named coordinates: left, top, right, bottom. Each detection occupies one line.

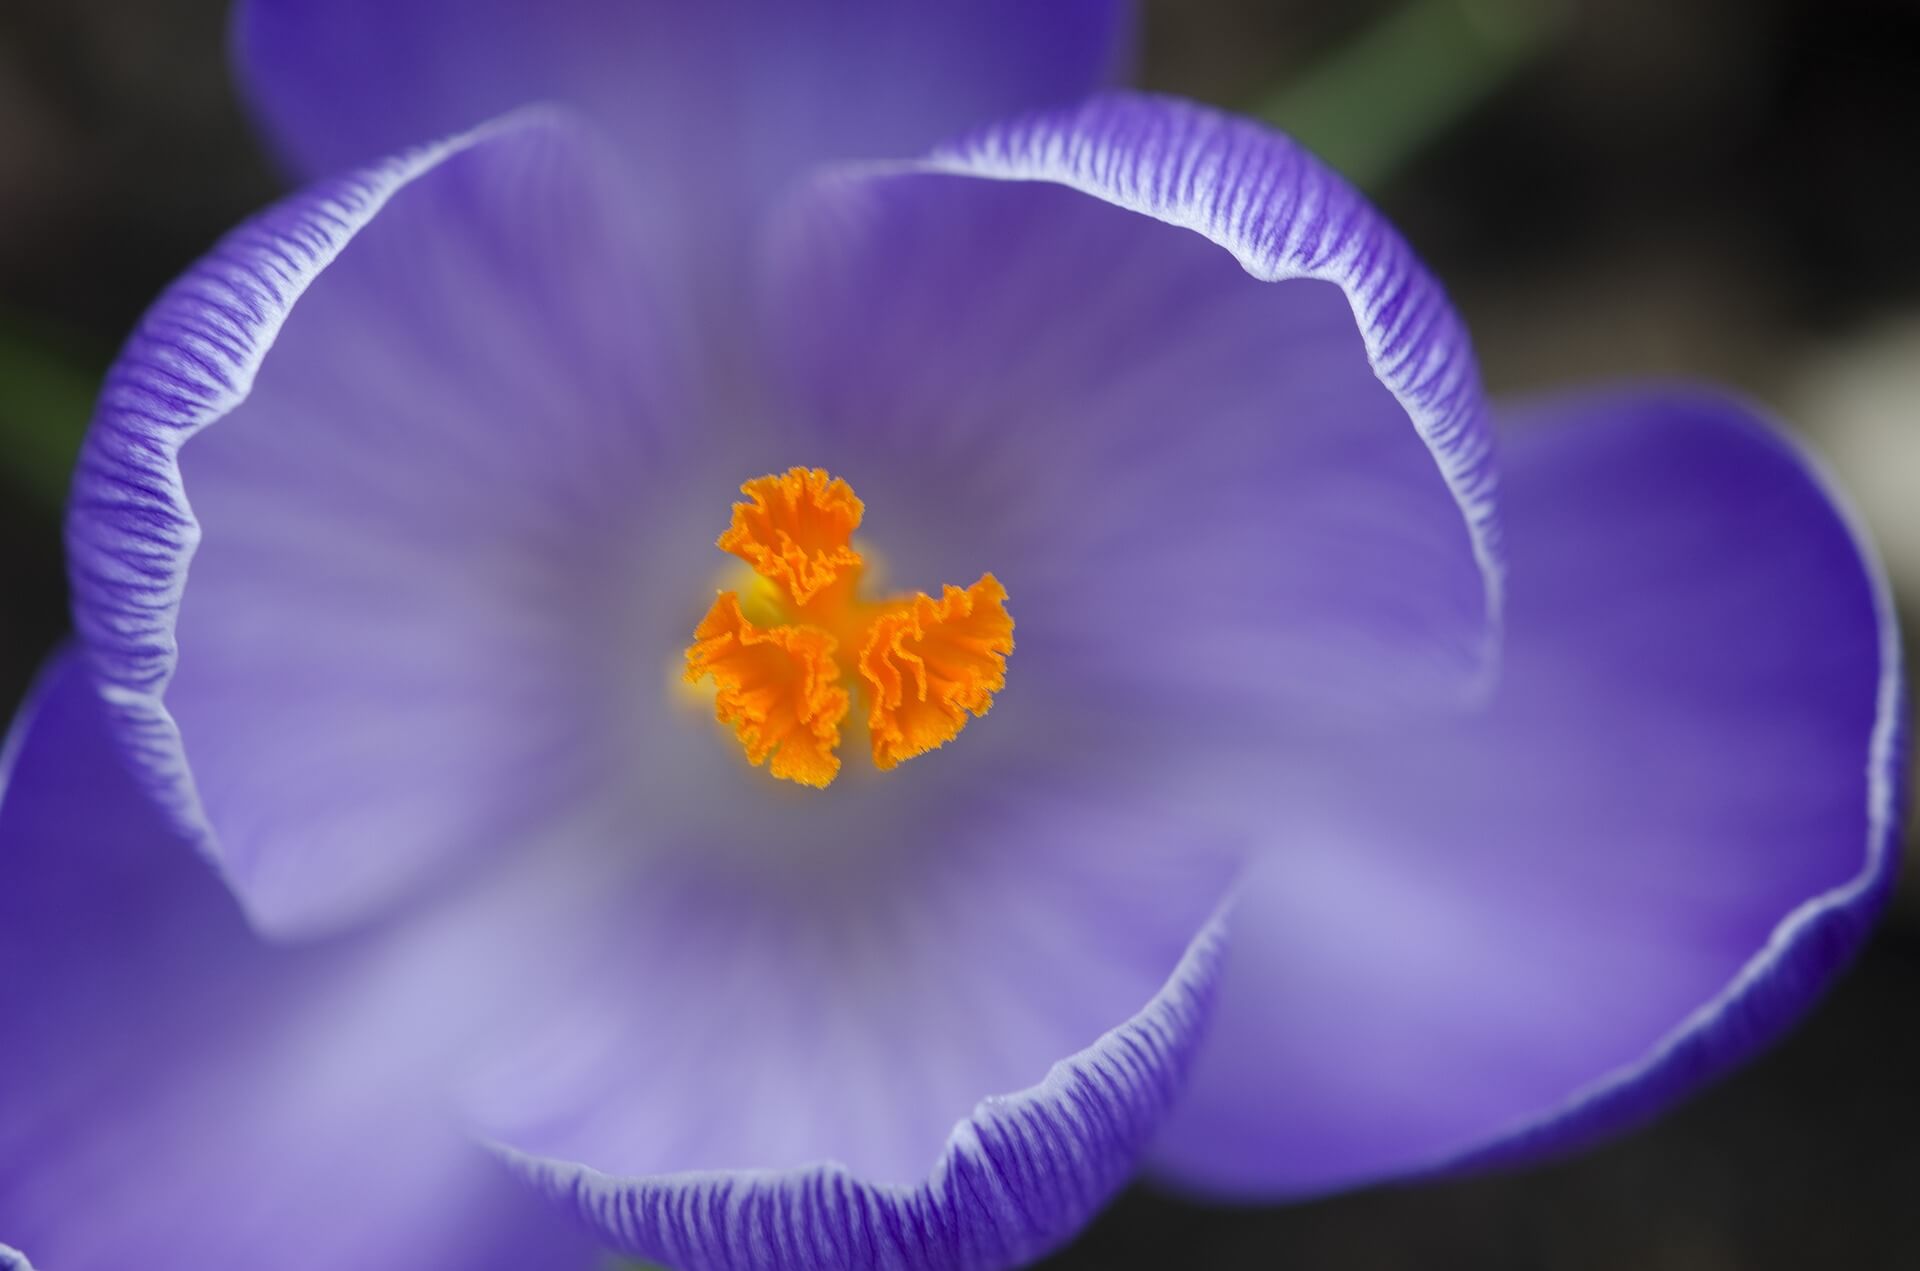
left=686, top=470, right=1011, bottom=788
left=685, top=591, right=848, bottom=788
left=716, top=468, right=864, bottom=607
left=859, top=576, right=1014, bottom=771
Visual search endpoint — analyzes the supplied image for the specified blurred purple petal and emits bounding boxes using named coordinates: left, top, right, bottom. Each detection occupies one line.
left=0, top=652, right=600, bottom=1268
left=67, top=109, right=679, bottom=939
left=1152, top=386, right=1903, bottom=1196
left=234, top=0, right=1134, bottom=316
left=236, top=0, right=1133, bottom=181
left=759, top=94, right=1500, bottom=722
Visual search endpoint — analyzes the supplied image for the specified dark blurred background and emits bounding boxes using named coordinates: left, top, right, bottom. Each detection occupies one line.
left=2, top=1, right=1916, bottom=1267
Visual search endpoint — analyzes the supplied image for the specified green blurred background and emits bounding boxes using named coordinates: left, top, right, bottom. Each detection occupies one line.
left=2, top=1, right=1917, bottom=1267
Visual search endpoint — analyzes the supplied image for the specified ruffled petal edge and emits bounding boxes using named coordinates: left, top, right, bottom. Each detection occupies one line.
left=911, top=92, right=1505, bottom=683
left=494, top=914, right=1226, bottom=1271
left=61, top=107, right=594, bottom=935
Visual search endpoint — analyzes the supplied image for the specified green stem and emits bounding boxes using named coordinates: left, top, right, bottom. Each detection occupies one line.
left=1255, top=0, right=1569, bottom=189
left=0, top=317, right=101, bottom=507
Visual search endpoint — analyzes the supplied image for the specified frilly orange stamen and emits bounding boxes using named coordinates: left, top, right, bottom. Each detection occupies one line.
left=715, top=467, right=864, bottom=607
left=684, top=468, right=1012, bottom=787
left=860, top=576, right=1014, bottom=771
left=684, top=591, right=848, bottom=789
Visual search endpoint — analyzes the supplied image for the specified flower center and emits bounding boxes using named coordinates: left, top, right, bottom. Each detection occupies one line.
left=684, top=468, right=1014, bottom=788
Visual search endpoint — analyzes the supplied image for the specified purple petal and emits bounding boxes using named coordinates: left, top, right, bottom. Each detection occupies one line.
left=463, top=769, right=1235, bottom=1173
left=484, top=866, right=1227, bottom=1271
left=426, top=553, right=1244, bottom=1266
left=67, top=109, right=680, bottom=939
left=0, top=652, right=601, bottom=1268
left=427, top=681, right=1240, bottom=1268
left=1152, top=386, right=1903, bottom=1196
left=234, top=0, right=1133, bottom=298
left=757, top=93, right=1500, bottom=721
left=236, top=0, right=1133, bottom=179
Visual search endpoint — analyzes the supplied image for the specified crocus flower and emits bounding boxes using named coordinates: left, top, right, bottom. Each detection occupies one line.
left=0, top=2, right=1904, bottom=1268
